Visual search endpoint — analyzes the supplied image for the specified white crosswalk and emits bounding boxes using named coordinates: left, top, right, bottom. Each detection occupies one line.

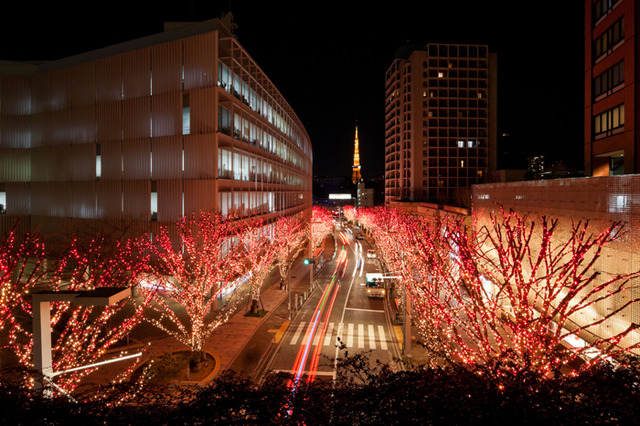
left=289, top=322, right=390, bottom=350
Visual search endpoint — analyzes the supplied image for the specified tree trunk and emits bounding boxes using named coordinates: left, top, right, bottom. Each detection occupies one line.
left=251, top=298, right=260, bottom=314
left=190, top=350, right=204, bottom=372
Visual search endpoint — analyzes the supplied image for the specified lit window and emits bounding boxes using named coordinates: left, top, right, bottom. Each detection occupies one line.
left=438, top=72, right=444, bottom=78
left=609, top=194, right=628, bottom=212
left=458, top=140, right=464, bottom=148
left=468, top=140, right=474, bottom=148
left=151, top=184, right=158, bottom=221
left=183, top=94, right=190, bottom=135
left=96, top=144, right=101, bottom=180
left=0, top=190, right=6, bottom=214
left=460, top=160, right=465, bottom=167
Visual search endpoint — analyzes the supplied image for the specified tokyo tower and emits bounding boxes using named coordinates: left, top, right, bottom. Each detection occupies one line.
left=352, top=125, right=361, bottom=184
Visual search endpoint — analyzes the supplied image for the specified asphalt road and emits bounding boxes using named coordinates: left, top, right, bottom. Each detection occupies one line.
left=258, top=223, right=403, bottom=384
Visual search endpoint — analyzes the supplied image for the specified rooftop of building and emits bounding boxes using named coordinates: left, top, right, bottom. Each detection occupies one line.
left=0, top=14, right=239, bottom=76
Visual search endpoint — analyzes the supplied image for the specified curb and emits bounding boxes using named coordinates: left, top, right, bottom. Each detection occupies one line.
left=179, top=350, right=220, bottom=386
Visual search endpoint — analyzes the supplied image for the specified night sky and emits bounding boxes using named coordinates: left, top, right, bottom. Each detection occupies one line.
left=1, top=1, right=585, bottom=179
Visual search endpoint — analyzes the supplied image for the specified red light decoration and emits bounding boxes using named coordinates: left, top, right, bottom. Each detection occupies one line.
left=310, top=206, right=333, bottom=249
left=237, top=218, right=280, bottom=312
left=272, top=216, right=306, bottom=287
left=0, top=224, right=151, bottom=393
left=140, top=211, right=249, bottom=355
left=356, top=205, right=640, bottom=379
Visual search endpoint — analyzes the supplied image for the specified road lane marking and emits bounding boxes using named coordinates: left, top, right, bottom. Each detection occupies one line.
left=268, top=321, right=290, bottom=344
left=291, top=322, right=393, bottom=352
left=301, top=326, right=313, bottom=346
left=324, top=322, right=334, bottom=346
left=378, top=325, right=388, bottom=350
left=312, top=322, right=324, bottom=346
left=273, top=369, right=335, bottom=377
left=290, top=322, right=306, bottom=345
left=345, top=307, right=385, bottom=313
left=336, top=322, right=344, bottom=347
left=368, top=324, right=376, bottom=349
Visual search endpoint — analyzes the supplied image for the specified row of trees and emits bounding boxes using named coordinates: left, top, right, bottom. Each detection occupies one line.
left=0, top=206, right=335, bottom=395
left=356, top=205, right=640, bottom=379
left=3, top=350, right=640, bottom=424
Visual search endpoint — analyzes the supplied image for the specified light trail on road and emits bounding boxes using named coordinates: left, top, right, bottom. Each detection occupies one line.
left=288, top=247, right=348, bottom=392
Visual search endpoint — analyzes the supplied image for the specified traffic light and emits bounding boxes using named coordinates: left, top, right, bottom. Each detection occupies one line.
left=303, top=258, right=316, bottom=265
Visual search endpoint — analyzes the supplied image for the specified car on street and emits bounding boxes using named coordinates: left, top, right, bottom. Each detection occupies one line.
left=367, top=249, right=376, bottom=259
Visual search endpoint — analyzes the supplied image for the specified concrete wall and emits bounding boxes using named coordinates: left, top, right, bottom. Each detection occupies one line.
left=472, top=175, right=640, bottom=352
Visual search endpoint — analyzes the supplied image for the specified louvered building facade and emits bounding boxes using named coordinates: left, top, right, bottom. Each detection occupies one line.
left=0, top=16, right=313, bottom=243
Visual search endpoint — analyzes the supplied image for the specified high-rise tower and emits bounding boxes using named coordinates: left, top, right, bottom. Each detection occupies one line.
left=352, top=125, right=362, bottom=184
left=585, top=0, right=637, bottom=176
left=384, top=43, right=497, bottom=206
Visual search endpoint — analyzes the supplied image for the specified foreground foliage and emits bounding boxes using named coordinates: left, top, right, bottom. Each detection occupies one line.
left=1, top=354, right=639, bottom=425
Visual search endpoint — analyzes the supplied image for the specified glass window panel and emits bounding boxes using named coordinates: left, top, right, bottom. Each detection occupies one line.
left=0, top=191, right=6, bottom=214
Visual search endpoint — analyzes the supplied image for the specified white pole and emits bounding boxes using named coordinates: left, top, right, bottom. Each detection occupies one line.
left=403, top=289, right=411, bottom=355
left=32, top=296, right=53, bottom=389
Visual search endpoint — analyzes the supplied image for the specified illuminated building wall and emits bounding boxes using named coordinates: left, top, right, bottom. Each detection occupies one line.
left=0, top=17, right=313, bottom=242
left=585, top=0, right=638, bottom=176
left=384, top=43, right=497, bottom=207
left=472, top=176, right=640, bottom=353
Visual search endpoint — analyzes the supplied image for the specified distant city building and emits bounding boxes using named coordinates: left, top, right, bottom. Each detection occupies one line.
left=585, top=0, right=636, bottom=176
left=0, top=15, right=313, bottom=241
left=357, top=181, right=373, bottom=208
left=384, top=43, right=497, bottom=207
left=352, top=125, right=362, bottom=184
left=528, top=155, right=545, bottom=175
left=312, top=176, right=355, bottom=207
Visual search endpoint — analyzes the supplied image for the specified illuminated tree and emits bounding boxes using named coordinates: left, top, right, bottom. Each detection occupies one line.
left=361, top=206, right=640, bottom=378
left=0, top=225, right=47, bottom=360
left=140, top=211, right=247, bottom=364
left=0, top=230, right=151, bottom=393
left=273, top=216, right=306, bottom=290
left=343, top=205, right=357, bottom=223
left=402, top=207, right=640, bottom=377
left=238, top=219, right=278, bottom=315
left=357, top=207, right=410, bottom=276
left=310, top=206, right=333, bottom=249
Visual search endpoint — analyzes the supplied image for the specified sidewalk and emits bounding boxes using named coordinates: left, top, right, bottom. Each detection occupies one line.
left=201, top=255, right=320, bottom=381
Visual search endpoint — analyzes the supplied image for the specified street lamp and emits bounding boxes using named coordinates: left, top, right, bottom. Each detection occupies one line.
left=32, top=287, right=139, bottom=394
